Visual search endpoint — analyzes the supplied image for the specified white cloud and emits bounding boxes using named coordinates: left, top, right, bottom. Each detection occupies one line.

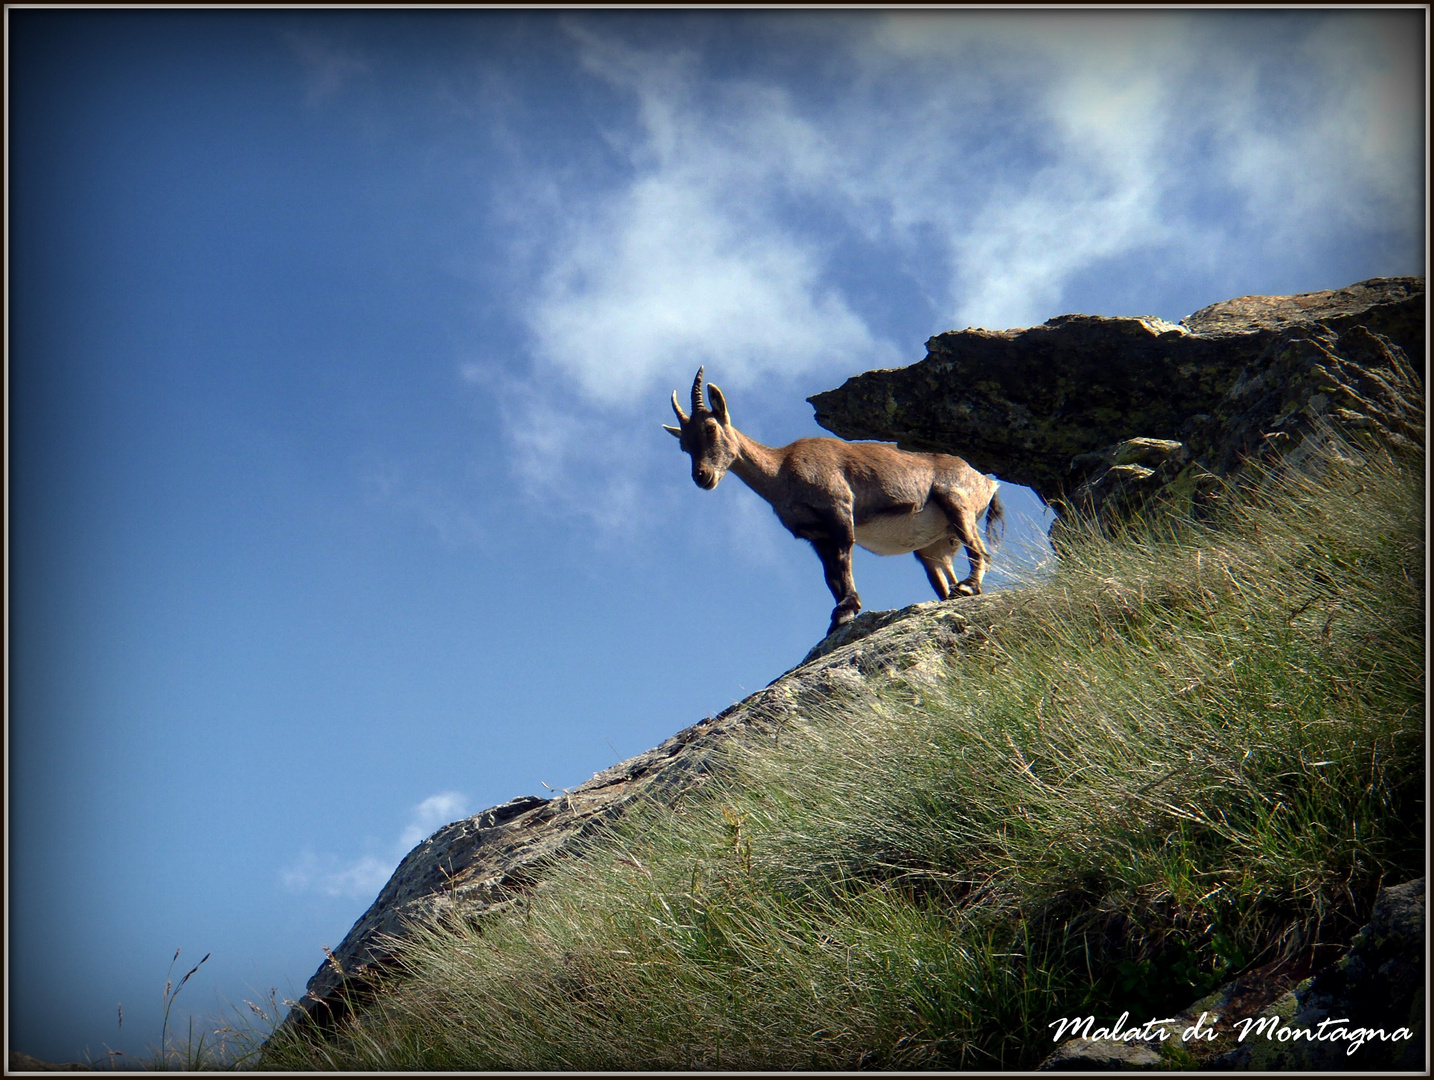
left=1199, top=14, right=1425, bottom=248
left=282, top=31, right=372, bottom=106
left=482, top=11, right=1423, bottom=534
left=485, top=372, right=655, bottom=536
left=281, top=851, right=393, bottom=900
left=362, top=459, right=487, bottom=547
left=398, top=791, right=471, bottom=850
left=795, top=10, right=1420, bottom=326
left=282, top=790, right=470, bottom=900
left=531, top=174, right=895, bottom=405
left=523, top=27, right=900, bottom=407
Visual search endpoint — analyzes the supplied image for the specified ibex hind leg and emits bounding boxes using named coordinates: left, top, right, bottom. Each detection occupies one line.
left=932, top=494, right=989, bottom=596
left=953, top=514, right=991, bottom=595
left=915, top=539, right=957, bottom=600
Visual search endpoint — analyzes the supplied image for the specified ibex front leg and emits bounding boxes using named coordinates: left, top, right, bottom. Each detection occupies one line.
left=800, top=504, right=861, bottom=636
left=811, top=537, right=860, bottom=635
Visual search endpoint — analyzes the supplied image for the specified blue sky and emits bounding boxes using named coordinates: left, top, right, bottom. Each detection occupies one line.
left=7, top=8, right=1425, bottom=1065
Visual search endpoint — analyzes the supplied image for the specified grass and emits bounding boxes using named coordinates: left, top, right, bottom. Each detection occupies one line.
left=262, top=433, right=1423, bottom=1071
left=74, top=952, right=289, bottom=1072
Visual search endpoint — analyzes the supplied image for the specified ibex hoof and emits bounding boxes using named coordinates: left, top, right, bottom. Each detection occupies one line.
left=954, top=582, right=979, bottom=597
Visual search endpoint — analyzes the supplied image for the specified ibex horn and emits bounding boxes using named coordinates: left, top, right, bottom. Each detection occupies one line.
left=691, top=366, right=707, bottom=416
left=670, top=390, right=689, bottom=424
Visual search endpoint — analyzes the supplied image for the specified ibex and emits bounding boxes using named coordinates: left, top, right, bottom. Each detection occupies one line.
left=666, top=368, right=1004, bottom=637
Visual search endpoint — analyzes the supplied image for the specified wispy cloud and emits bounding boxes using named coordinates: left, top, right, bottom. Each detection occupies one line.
left=480, top=11, right=1422, bottom=532
left=872, top=14, right=1191, bottom=327
left=282, top=30, right=372, bottom=106
left=282, top=790, right=470, bottom=900
left=521, top=25, right=901, bottom=405
left=281, top=851, right=393, bottom=901
left=1196, top=14, right=1425, bottom=247
left=397, top=791, right=470, bottom=850
left=815, top=10, right=1422, bottom=328
left=362, top=459, right=487, bottom=547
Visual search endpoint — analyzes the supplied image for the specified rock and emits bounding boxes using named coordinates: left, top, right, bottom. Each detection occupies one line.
left=808, top=312, right=1225, bottom=500
left=1182, top=277, right=1425, bottom=354
left=1065, top=437, right=1211, bottom=526
left=808, top=277, right=1424, bottom=519
left=7, top=1052, right=91, bottom=1072
left=792, top=590, right=1004, bottom=670
left=279, top=591, right=1012, bottom=1036
left=1038, top=1038, right=1165, bottom=1071
left=1206, top=877, right=1425, bottom=1072
left=1197, top=321, right=1424, bottom=478
left=1033, top=878, right=1426, bottom=1071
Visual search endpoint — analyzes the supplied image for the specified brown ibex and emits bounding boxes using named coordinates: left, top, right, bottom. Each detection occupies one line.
left=666, top=368, right=1004, bottom=636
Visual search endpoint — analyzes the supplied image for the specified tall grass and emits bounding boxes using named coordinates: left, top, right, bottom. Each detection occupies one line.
left=264, top=435, right=1423, bottom=1071
left=77, top=951, right=284, bottom=1071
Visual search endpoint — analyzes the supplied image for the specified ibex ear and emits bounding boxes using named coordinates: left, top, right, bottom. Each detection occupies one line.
left=707, top=383, right=730, bottom=426
left=662, top=424, right=683, bottom=440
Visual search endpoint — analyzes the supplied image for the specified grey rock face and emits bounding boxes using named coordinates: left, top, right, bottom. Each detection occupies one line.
left=1038, top=1037, right=1164, bottom=1071
left=1207, top=877, right=1425, bottom=1072
left=1035, top=878, right=1426, bottom=1071
left=808, top=277, right=1424, bottom=518
left=7, top=1051, right=91, bottom=1072
left=1065, top=437, right=1210, bottom=527
left=1182, top=277, right=1425, bottom=349
left=280, top=591, right=1012, bottom=1035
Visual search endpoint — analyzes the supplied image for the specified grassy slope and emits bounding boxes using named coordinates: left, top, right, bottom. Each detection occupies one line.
left=263, top=436, right=1424, bottom=1071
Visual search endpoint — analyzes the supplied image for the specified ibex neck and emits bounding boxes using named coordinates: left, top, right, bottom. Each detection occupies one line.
left=728, top=429, right=786, bottom=503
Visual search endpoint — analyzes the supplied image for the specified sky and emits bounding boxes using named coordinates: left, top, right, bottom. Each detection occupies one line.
left=7, top=7, right=1426, bottom=1066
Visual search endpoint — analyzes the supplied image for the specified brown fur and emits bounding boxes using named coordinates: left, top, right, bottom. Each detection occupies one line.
left=666, top=368, right=1003, bottom=636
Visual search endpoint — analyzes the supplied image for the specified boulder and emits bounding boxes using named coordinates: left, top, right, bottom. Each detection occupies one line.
left=1207, top=877, right=1425, bottom=1072
left=808, top=277, right=1424, bottom=520
left=1035, top=878, right=1425, bottom=1071
left=6, top=1052, right=91, bottom=1072
left=1038, top=1038, right=1165, bottom=1071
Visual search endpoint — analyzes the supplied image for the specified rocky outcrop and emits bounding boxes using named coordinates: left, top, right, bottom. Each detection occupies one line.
left=1037, top=877, right=1425, bottom=1071
left=281, top=592, right=1012, bottom=1034
left=6, top=1052, right=91, bottom=1072
left=1040, top=1037, right=1164, bottom=1071
left=808, top=277, right=1424, bottom=521
left=1206, top=877, right=1425, bottom=1072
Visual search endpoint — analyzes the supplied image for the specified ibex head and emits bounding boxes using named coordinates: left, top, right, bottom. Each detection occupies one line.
left=664, top=366, right=736, bottom=490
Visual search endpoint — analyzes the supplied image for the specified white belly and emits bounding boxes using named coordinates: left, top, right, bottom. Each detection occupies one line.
left=854, top=503, right=951, bottom=556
